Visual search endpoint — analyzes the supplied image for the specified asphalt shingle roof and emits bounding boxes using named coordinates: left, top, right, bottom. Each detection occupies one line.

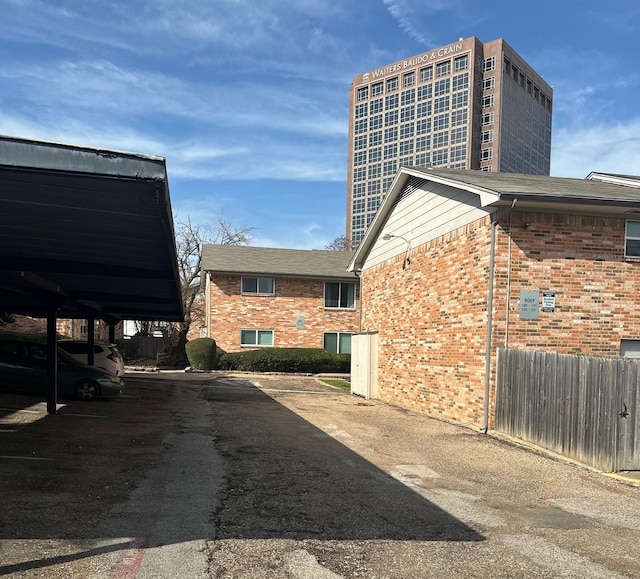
left=201, top=245, right=355, bottom=279
left=411, top=166, right=640, bottom=203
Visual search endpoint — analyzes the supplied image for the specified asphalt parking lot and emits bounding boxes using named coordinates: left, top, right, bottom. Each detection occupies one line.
left=1, top=372, right=639, bottom=578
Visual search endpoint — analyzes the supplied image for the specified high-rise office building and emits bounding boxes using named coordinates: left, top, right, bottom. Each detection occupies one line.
left=347, top=37, right=553, bottom=244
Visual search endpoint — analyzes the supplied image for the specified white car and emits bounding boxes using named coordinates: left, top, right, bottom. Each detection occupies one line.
left=57, top=340, right=125, bottom=376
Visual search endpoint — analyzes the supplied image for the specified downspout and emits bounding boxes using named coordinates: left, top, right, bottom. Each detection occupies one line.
left=481, top=199, right=517, bottom=434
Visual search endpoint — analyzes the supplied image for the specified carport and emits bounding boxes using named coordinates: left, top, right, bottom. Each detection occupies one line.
left=0, top=135, right=183, bottom=412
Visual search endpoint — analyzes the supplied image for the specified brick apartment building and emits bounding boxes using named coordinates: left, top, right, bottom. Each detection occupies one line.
left=201, top=245, right=359, bottom=354
left=349, top=166, right=640, bottom=428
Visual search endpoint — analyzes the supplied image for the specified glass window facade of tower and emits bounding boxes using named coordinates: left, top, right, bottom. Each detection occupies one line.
left=346, top=37, right=553, bottom=245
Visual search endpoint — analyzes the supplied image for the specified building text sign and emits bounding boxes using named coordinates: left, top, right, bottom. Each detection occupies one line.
left=542, top=292, right=556, bottom=313
left=519, top=291, right=539, bottom=320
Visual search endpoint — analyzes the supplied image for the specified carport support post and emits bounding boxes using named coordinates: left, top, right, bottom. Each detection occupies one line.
left=46, top=308, right=58, bottom=414
left=87, top=316, right=95, bottom=366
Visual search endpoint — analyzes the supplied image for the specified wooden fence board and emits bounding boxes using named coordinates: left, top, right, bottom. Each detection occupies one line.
left=495, top=348, right=640, bottom=472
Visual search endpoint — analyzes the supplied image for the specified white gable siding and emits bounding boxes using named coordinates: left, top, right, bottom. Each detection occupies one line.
left=364, top=181, right=494, bottom=270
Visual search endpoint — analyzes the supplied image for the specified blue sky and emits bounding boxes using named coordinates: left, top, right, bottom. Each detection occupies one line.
left=1, top=1, right=639, bottom=249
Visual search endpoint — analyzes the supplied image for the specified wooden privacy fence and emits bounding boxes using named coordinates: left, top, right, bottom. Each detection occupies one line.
left=495, top=348, right=640, bottom=472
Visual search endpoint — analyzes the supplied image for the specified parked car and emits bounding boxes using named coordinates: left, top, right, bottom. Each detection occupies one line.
left=0, top=336, right=124, bottom=401
left=57, top=340, right=125, bottom=376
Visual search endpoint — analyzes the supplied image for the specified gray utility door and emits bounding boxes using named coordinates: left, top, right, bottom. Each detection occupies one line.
left=351, top=333, right=378, bottom=399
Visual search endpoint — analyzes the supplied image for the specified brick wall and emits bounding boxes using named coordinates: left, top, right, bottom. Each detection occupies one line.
left=493, top=211, right=640, bottom=356
left=207, top=275, right=360, bottom=353
left=362, top=217, right=492, bottom=426
left=362, top=210, right=640, bottom=428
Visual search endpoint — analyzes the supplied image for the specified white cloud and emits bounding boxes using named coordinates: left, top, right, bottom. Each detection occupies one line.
left=551, top=119, right=640, bottom=177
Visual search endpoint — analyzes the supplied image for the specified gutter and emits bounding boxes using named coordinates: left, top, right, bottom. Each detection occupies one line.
left=481, top=199, right=517, bottom=434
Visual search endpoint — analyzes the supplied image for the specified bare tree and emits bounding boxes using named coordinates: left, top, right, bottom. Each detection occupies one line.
left=325, top=235, right=352, bottom=251
left=176, top=213, right=254, bottom=339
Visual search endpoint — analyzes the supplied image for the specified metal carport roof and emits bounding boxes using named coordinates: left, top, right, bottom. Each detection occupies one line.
left=0, top=135, right=183, bottom=324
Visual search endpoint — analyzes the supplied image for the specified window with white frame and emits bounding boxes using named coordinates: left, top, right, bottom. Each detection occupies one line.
left=241, top=329, right=274, bottom=347
left=399, top=140, right=414, bottom=155
left=436, top=60, right=451, bottom=77
left=432, top=149, right=448, bottom=165
left=384, top=127, right=398, bottom=142
left=399, top=123, right=414, bottom=139
left=400, top=106, right=415, bottom=123
left=451, top=91, right=468, bottom=109
left=353, top=151, right=366, bottom=166
left=357, top=86, right=368, bottom=100
left=434, top=95, right=450, bottom=113
left=355, top=103, right=367, bottom=118
left=480, top=148, right=493, bottom=161
left=452, top=72, right=469, bottom=91
left=352, top=183, right=365, bottom=198
left=434, top=78, right=450, bottom=96
left=433, top=131, right=448, bottom=149
left=400, top=89, right=415, bottom=106
left=368, top=180, right=381, bottom=195
left=433, top=113, right=449, bottom=131
left=451, top=109, right=468, bottom=126
left=454, top=55, right=468, bottom=71
left=242, top=277, right=275, bottom=295
left=450, top=144, right=467, bottom=163
left=354, top=135, right=367, bottom=150
left=371, top=81, right=383, bottom=96
left=369, top=131, right=382, bottom=147
left=369, top=115, right=382, bottom=130
left=352, top=214, right=365, bottom=230
left=417, top=84, right=432, bottom=101
left=352, top=198, right=365, bottom=213
left=483, top=56, right=496, bottom=72
left=482, top=111, right=494, bottom=125
left=415, top=152, right=430, bottom=166
left=367, top=196, right=380, bottom=212
left=416, top=135, right=430, bottom=152
left=482, top=94, right=494, bottom=108
left=417, top=101, right=432, bottom=118
left=420, top=66, right=433, bottom=82
left=368, top=164, right=381, bottom=179
left=370, top=98, right=383, bottom=114
left=399, top=155, right=414, bottom=166
left=481, top=130, right=493, bottom=144
left=385, top=110, right=398, bottom=125
left=354, top=119, right=367, bottom=134
left=368, top=147, right=382, bottom=163
left=403, top=72, right=415, bottom=87
left=353, top=167, right=366, bottom=182
left=386, top=77, right=398, bottom=92
left=323, top=332, right=352, bottom=354
left=385, top=94, right=399, bottom=109
left=416, top=118, right=431, bottom=134
left=384, top=143, right=397, bottom=159
left=450, top=126, right=467, bottom=144
left=626, top=221, right=640, bottom=257
left=483, top=76, right=495, bottom=91
left=325, top=282, right=356, bottom=309
left=383, top=160, right=397, bottom=176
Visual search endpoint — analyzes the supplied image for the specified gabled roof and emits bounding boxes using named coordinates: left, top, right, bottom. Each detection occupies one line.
left=202, top=245, right=355, bottom=280
left=0, top=135, right=183, bottom=322
left=349, top=166, right=640, bottom=272
left=586, top=172, right=640, bottom=188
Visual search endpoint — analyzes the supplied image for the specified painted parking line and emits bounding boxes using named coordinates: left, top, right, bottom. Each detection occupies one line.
left=0, top=455, right=56, bottom=461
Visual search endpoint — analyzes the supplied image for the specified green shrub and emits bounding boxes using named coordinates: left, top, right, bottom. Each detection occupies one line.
left=218, top=347, right=350, bottom=374
left=185, top=337, right=217, bottom=371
